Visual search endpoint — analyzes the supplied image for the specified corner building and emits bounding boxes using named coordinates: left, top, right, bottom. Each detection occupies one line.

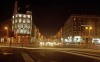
left=12, top=11, right=32, bottom=43
left=63, top=15, right=100, bottom=44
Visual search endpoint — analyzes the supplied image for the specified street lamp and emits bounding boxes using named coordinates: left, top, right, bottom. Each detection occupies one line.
left=5, top=27, right=9, bottom=37
left=4, top=26, right=11, bottom=47
left=85, top=26, right=92, bottom=45
left=81, top=25, right=93, bottom=47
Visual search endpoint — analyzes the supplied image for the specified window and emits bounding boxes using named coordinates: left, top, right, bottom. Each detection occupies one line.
left=23, top=19, right=25, bottom=23
left=27, top=19, right=30, bottom=23
left=23, top=29, right=26, bottom=34
left=15, top=19, right=17, bottom=23
left=83, top=22, right=86, bottom=25
left=74, top=26, right=77, bottom=30
left=16, top=14, right=18, bottom=17
left=74, top=22, right=76, bottom=25
left=19, top=18, right=21, bottom=23
left=12, top=16, right=14, bottom=19
left=16, top=29, right=19, bottom=33
left=79, top=26, right=81, bottom=30
left=79, top=22, right=81, bottom=25
left=74, top=18, right=76, bottom=21
left=12, top=20, right=14, bottom=24
left=23, top=15, right=26, bottom=18
left=19, top=14, right=22, bottom=17
left=20, top=24, right=23, bottom=28
left=27, top=30, right=30, bottom=34
left=27, top=15, right=30, bottom=18
left=74, top=31, right=77, bottom=35
left=20, top=29, right=23, bottom=33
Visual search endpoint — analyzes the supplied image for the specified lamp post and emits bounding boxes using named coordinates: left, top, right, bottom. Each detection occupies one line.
left=4, top=27, right=11, bottom=47
left=81, top=25, right=92, bottom=48
left=85, top=26, right=92, bottom=45
left=5, top=27, right=8, bottom=37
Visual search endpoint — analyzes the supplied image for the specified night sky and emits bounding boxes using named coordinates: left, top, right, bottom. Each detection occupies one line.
left=0, top=0, right=100, bottom=37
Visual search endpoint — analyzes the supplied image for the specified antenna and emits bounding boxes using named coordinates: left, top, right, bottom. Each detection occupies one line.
left=13, top=1, right=18, bottom=15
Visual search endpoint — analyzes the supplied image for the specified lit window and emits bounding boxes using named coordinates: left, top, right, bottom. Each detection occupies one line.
left=18, top=24, right=20, bottom=28
left=16, top=14, right=18, bottom=17
left=27, top=24, right=30, bottom=28
left=12, top=16, right=14, bottom=19
left=16, top=29, right=19, bottom=33
left=15, top=24, right=16, bottom=28
left=23, top=19, right=25, bottom=23
left=24, top=30, right=27, bottom=34
left=26, top=30, right=30, bottom=34
left=23, top=15, right=26, bottom=18
left=15, top=19, right=17, bottom=23
left=27, top=19, right=30, bottom=23
left=19, top=14, right=22, bottom=17
left=12, top=26, right=14, bottom=30
left=27, top=15, right=30, bottom=18
left=20, top=24, right=23, bottom=28
left=26, top=36, right=28, bottom=37
left=74, top=18, right=76, bottom=20
left=19, top=18, right=21, bottom=23
left=23, top=30, right=25, bottom=34
left=20, top=29, right=23, bottom=33
left=28, top=26, right=30, bottom=28
left=24, top=24, right=26, bottom=28
left=12, top=20, right=14, bottom=24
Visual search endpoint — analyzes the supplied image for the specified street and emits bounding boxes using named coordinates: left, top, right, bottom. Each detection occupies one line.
left=0, top=48, right=24, bottom=62
left=0, top=47, right=100, bottom=62
left=24, top=48, right=100, bottom=62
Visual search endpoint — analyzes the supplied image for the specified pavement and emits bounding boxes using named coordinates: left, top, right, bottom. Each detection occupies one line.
left=0, top=47, right=100, bottom=62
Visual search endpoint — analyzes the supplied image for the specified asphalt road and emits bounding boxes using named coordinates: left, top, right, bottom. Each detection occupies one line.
left=0, top=47, right=100, bottom=62
left=24, top=49, right=100, bottom=62
left=0, top=48, right=25, bottom=62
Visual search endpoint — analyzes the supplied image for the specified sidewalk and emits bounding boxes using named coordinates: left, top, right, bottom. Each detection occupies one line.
left=21, top=52, right=35, bottom=62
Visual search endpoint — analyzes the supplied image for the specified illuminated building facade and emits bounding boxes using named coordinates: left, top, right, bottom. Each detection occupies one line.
left=11, top=1, right=33, bottom=43
left=63, top=15, right=100, bottom=44
left=12, top=11, right=32, bottom=43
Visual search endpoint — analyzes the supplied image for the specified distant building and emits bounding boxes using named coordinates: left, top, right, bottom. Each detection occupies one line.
left=63, top=15, right=100, bottom=44
left=55, top=28, right=63, bottom=43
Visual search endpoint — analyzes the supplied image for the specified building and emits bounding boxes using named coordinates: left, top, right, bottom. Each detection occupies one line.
left=55, top=27, right=63, bottom=43
left=12, top=1, right=32, bottom=43
left=33, top=25, right=41, bottom=42
left=63, top=15, right=100, bottom=44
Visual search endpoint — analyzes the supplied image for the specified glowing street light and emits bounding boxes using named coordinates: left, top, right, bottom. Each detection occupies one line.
left=85, top=26, right=92, bottom=45
left=4, top=27, right=9, bottom=37
left=85, top=27, right=88, bottom=29
left=81, top=25, right=93, bottom=46
left=4, top=26, right=11, bottom=47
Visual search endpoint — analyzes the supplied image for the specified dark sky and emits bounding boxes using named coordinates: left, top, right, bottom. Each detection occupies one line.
left=0, top=0, right=100, bottom=37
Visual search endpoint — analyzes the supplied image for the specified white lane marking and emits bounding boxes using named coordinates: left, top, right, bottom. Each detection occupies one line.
left=22, top=52, right=35, bottom=62
left=54, top=50, right=100, bottom=60
left=3, top=52, right=13, bottom=55
left=67, top=51, right=100, bottom=57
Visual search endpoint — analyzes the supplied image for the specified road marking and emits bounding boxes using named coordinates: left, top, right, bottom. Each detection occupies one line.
left=67, top=50, right=100, bottom=57
left=22, top=52, right=35, bottom=62
left=3, top=52, right=13, bottom=55
left=54, top=50, right=100, bottom=60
